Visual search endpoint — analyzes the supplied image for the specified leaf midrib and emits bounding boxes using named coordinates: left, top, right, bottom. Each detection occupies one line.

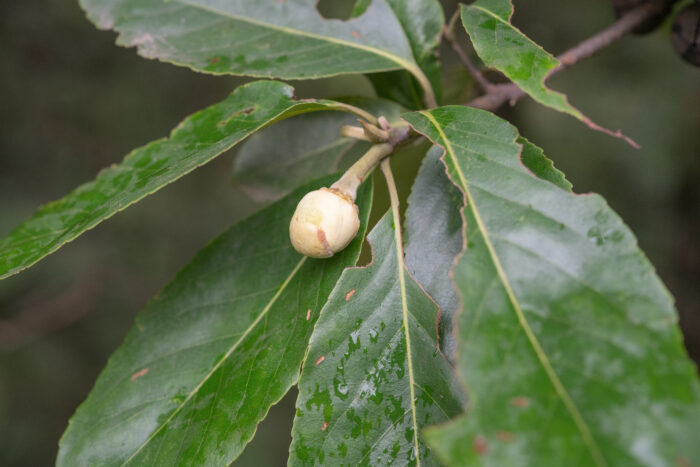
left=0, top=97, right=332, bottom=281
left=418, top=111, right=607, bottom=467
left=122, top=256, right=307, bottom=465
left=384, top=168, right=422, bottom=466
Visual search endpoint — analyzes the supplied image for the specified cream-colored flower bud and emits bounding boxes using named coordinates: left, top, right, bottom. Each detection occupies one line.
left=289, top=188, right=360, bottom=258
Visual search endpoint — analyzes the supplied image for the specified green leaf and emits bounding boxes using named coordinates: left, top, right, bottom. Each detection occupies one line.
left=518, top=136, right=572, bottom=192
left=0, top=81, right=362, bottom=280
left=460, top=1, right=636, bottom=146
left=368, top=71, right=426, bottom=110
left=232, top=98, right=405, bottom=202
left=57, top=174, right=372, bottom=466
left=387, top=0, right=443, bottom=96
left=404, top=106, right=700, bottom=466
left=289, top=213, right=465, bottom=466
left=350, top=0, right=373, bottom=18
left=79, top=0, right=432, bottom=94
left=403, top=140, right=570, bottom=363
left=368, top=0, right=444, bottom=109
left=404, top=146, right=463, bottom=361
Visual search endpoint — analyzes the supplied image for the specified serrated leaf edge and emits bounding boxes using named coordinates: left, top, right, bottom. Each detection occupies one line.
left=0, top=83, right=362, bottom=281
left=462, top=4, right=638, bottom=148
left=98, top=0, right=435, bottom=102
left=121, top=257, right=308, bottom=465
left=414, top=110, right=608, bottom=467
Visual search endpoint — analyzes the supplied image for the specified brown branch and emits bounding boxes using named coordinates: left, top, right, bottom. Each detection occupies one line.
left=444, top=9, right=495, bottom=92
left=465, top=1, right=669, bottom=112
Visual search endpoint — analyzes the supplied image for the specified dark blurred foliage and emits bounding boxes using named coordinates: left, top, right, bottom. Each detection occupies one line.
left=0, top=0, right=698, bottom=465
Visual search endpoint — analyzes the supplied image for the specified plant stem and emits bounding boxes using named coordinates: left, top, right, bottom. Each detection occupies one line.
left=336, top=4, right=658, bottom=204
left=331, top=143, right=393, bottom=200
left=553, top=1, right=664, bottom=73
left=340, top=125, right=371, bottom=141
left=360, top=120, right=391, bottom=142
left=444, top=9, right=494, bottom=92
left=324, top=102, right=378, bottom=125
left=465, top=1, right=665, bottom=112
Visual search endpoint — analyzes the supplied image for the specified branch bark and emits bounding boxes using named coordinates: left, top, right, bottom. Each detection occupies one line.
left=464, top=1, right=669, bottom=112
left=444, top=9, right=494, bottom=92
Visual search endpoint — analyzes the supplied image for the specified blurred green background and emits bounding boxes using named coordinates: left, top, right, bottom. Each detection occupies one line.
left=0, top=0, right=698, bottom=465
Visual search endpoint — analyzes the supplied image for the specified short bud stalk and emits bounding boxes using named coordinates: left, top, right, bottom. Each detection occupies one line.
left=289, top=142, right=394, bottom=258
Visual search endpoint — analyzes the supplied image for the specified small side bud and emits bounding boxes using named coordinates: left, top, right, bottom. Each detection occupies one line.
left=289, top=188, right=360, bottom=258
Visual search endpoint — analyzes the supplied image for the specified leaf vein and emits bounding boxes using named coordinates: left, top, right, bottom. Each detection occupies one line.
left=121, top=256, right=307, bottom=465
left=418, top=110, right=607, bottom=467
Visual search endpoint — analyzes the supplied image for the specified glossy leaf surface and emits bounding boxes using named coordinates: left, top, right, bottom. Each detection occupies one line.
left=0, top=81, right=352, bottom=280
left=232, top=98, right=404, bottom=202
left=57, top=175, right=372, bottom=466
left=290, top=214, right=464, bottom=466
left=79, top=0, right=430, bottom=87
left=404, top=106, right=700, bottom=466
left=460, top=1, right=635, bottom=145
left=404, top=140, right=571, bottom=363
left=403, top=139, right=570, bottom=363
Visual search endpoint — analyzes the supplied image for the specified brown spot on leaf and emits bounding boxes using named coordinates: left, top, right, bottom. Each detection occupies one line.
left=230, top=107, right=256, bottom=118
left=219, top=107, right=258, bottom=127
left=306, top=309, right=312, bottom=320
left=130, top=368, right=149, bottom=382
left=473, top=435, right=488, bottom=455
left=350, top=30, right=362, bottom=38
left=321, top=421, right=329, bottom=431
left=210, top=57, right=220, bottom=64
left=345, top=289, right=355, bottom=301
left=315, top=356, right=325, bottom=365
left=510, top=396, right=530, bottom=408
left=496, top=431, right=515, bottom=443
left=676, top=457, right=690, bottom=467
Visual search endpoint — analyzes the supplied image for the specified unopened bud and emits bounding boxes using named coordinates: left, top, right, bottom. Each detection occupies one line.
left=289, top=188, right=360, bottom=258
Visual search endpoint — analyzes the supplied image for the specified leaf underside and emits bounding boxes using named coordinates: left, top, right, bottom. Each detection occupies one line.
left=0, top=81, right=346, bottom=280
left=79, top=0, right=420, bottom=80
left=403, top=106, right=700, bottom=466
left=57, top=175, right=372, bottom=466
left=289, top=214, right=465, bottom=466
